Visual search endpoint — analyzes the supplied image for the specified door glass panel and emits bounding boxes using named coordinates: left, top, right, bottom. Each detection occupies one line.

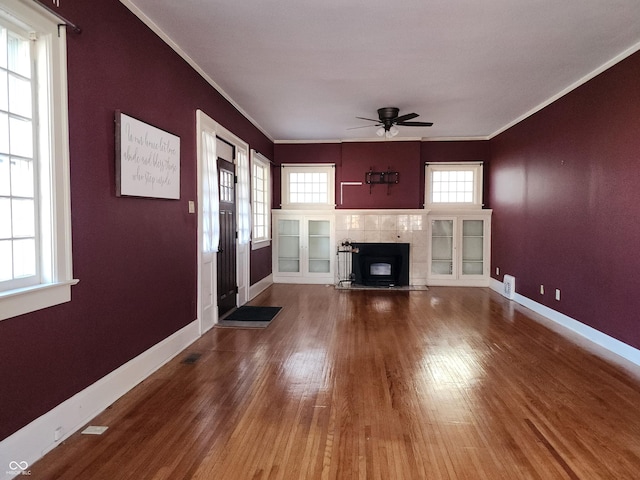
left=278, top=219, right=300, bottom=273
left=279, top=219, right=299, bottom=235
left=308, top=236, right=330, bottom=260
left=308, top=220, right=330, bottom=236
left=462, top=219, right=483, bottom=276
left=462, top=219, right=484, bottom=237
left=431, top=219, right=453, bottom=275
left=309, top=259, right=330, bottom=273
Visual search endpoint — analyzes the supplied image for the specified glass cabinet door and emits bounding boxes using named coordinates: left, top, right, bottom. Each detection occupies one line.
left=277, top=219, right=300, bottom=273
left=461, top=219, right=484, bottom=275
left=307, top=219, right=331, bottom=273
left=431, top=219, right=454, bottom=275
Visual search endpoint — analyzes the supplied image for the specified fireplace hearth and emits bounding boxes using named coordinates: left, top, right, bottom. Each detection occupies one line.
left=351, top=243, right=410, bottom=287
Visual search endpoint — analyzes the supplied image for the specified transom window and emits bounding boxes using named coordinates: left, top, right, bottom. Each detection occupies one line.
left=425, top=163, right=483, bottom=209
left=281, top=164, right=335, bottom=209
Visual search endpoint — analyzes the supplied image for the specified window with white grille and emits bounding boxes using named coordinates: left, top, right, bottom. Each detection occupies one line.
left=425, top=163, right=483, bottom=209
left=251, top=151, right=270, bottom=248
left=0, top=0, right=75, bottom=321
left=219, top=169, right=234, bottom=203
left=281, top=164, right=335, bottom=209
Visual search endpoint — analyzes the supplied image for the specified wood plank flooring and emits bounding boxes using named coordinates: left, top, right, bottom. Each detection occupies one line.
left=31, top=285, right=640, bottom=479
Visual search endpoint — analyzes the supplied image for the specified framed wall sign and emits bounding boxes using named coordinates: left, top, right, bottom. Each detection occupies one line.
left=115, top=111, right=181, bottom=199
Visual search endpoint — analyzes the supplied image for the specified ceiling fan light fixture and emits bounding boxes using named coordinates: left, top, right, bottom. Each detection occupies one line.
left=376, top=127, right=385, bottom=137
left=388, top=125, right=399, bottom=137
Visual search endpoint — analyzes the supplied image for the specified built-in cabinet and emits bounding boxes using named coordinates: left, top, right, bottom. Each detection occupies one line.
left=272, top=211, right=334, bottom=284
left=271, top=209, right=491, bottom=286
left=427, top=210, right=492, bottom=286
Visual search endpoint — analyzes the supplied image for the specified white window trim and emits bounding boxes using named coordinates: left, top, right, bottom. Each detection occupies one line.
left=251, top=150, right=271, bottom=250
left=281, top=163, right=336, bottom=210
left=424, top=162, right=484, bottom=210
left=0, top=0, right=77, bottom=321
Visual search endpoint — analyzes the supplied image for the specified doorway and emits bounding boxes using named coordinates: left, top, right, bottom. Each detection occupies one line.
left=196, top=110, right=251, bottom=333
left=217, top=157, right=236, bottom=317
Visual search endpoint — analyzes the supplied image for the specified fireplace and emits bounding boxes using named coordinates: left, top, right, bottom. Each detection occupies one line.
left=351, top=243, right=410, bottom=287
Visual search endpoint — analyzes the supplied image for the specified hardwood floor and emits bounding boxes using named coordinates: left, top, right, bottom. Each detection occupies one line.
left=32, top=285, right=640, bottom=479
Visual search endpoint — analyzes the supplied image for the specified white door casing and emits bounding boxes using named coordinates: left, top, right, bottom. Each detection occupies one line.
left=196, top=110, right=251, bottom=333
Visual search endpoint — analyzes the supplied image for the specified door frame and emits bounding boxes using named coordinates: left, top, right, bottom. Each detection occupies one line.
left=196, top=110, right=250, bottom=333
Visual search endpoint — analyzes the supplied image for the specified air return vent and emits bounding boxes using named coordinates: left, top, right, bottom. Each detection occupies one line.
left=181, top=353, right=202, bottom=364
left=503, top=275, right=516, bottom=300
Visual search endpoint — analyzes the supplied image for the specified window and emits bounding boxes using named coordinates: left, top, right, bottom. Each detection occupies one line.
left=425, top=163, right=483, bottom=209
left=281, top=164, right=335, bottom=209
left=0, top=0, right=75, bottom=321
left=219, top=169, right=234, bottom=203
left=251, top=150, right=270, bottom=249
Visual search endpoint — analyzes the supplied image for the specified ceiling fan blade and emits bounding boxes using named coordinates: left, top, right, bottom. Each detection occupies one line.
left=356, top=116, right=381, bottom=122
left=393, top=113, right=419, bottom=123
left=396, top=121, right=433, bottom=127
left=347, top=124, right=379, bottom=130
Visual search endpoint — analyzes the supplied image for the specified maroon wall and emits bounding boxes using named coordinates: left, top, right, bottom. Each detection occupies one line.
left=339, top=142, right=422, bottom=209
left=0, top=0, right=272, bottom=441
left=489, top=50, right=640, bottom=349
left=274, top=140, right=489, bottom=209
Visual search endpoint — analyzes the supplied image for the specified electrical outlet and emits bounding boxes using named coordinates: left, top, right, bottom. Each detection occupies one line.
left=540, top=285, right=544, bottom=295
left=496, top=267, right=500, bottom=276
left=54, top=427, right=62, bottom=442
left=555, top=289, right=561, bottom=301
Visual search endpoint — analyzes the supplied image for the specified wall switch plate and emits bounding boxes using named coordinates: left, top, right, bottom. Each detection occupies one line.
left=540, top=285, right=544, bottom=295
left=188, top=200, right=195, bottom=214
left=54, top=427, right=62, bottom=441
left=496, top=267, right=500, bottom=276
left=555, top=289, right=561, bottom=301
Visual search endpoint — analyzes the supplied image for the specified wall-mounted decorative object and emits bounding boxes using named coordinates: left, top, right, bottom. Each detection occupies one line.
left=115, top=111, right=181, bottom=199
left=365, top=167, right=399, bottom=194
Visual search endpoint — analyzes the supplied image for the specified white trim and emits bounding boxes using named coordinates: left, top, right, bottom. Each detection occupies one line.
left=251, top=239, right=271, bottom=250
left=424, top=162, right=484, bottom=210
left=489, top=40, right=640, bottom=138
left=249, top=273, right=273, bottom=300
left=281, top=164, right=336, bottom=210
left=0, top=280, right=79, bottom=321
left=421, top=136, right=491, bottom=142
left=489, top=278, right=640, bottom=374
left=340, top=182, right=363, bottom=205
left=0, top=0, right=76, bottom=321
left=0, top=319, right=200, bottom=480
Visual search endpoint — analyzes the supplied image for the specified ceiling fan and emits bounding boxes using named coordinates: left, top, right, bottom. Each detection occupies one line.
left=352, top=107, right=433, bottom=138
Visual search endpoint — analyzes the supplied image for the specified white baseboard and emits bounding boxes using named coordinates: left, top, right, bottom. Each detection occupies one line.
left=0, top=319, right=200, bottom=480
left=490, top=278, right=640, bottom=372
left=249, top=274, right=273, bottom=300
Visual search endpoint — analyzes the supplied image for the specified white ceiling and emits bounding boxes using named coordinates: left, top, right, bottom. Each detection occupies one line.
left=123, top=0, right=640, bottom=142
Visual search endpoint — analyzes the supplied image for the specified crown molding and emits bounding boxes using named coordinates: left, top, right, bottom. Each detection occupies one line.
left=119, top=0, right=274, bottom=143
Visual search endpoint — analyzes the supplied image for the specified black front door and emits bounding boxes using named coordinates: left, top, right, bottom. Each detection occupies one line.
left=217, top=158, right=236, bottom=317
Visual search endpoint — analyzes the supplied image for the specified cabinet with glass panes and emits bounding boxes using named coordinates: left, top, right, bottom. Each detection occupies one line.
left=273, top=212, right=334, bottom=284
left=427, top=211, right=491, bottom=286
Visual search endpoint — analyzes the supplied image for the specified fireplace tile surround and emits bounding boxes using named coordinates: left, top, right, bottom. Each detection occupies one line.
left=335, top=211, right=428, bottom=286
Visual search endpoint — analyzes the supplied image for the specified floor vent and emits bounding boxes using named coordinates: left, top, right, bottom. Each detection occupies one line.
left=181, top=353, right=202, bottom=364
left=503, top=275, right=516, bottom=299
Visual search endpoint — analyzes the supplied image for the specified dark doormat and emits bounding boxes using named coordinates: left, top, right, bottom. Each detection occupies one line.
left=217, top=306, right=282, bottom=328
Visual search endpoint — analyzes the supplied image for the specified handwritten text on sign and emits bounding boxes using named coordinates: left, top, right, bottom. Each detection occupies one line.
left=117, top=113, right=180, bottom=199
